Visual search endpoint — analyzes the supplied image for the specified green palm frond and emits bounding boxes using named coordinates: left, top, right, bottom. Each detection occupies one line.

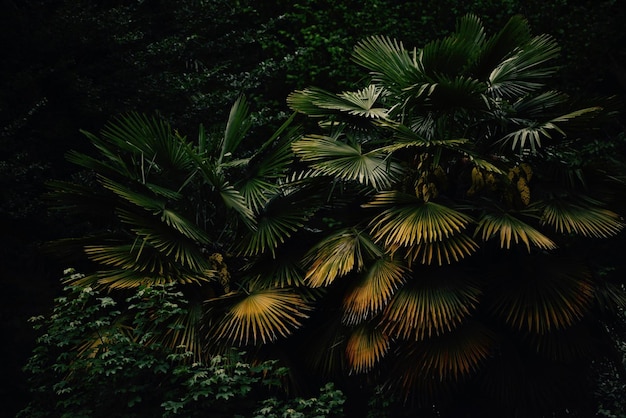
left=210, top=289, right=311, bottom=345
left=83, top=243, right=213, bottom=284
left=239, top=189, right=316, bottom=257
left=352, top=35, right=423, bottom=93
left=220, top=95, right=251, bottom=163
left=239, top=125, right=299, bottom=213
left=541, top=200, right=624, bottom=238
left=488, top=256, right=594, bottom=334
left=488, top=34, right=560, bottom=98
left=292, top=135, right=401, bottom=190
left=247, top=249, right=307, bottom=288
left=287, top=85, right=390, bottom=119
left=240, top=211, right=306, bottom=257
left=99, top=113, right=192, bottom=171
left=416, top=15, right=486, bottom=79
left=115, top=209, right=211, bottom=272
left=511, top=90, right=569, bottom=117
left=304, top=228, right=383, bottom=288
left=381, top=273, right=481, bottom=341
left=342, top=258, right=406, bottom=325
left=471, top=14, right=532, bottom=79
left=182, top=142, right=256, bottom=228
left=422, top=75, right=487, bottom=109
left=475, top=211, right=557, bottom=251
left=376, top=122, right=470, bottom=153
left=366, top=192, right=478, bottom=264
left=345, top=325, right=389, bottom=373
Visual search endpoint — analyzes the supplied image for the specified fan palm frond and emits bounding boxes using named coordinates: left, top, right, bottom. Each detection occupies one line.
left=376, top=121, right=470, bottom=153
left=99, top=113, right=192, bottom=171
left=541, top=200, right=625, bottom=238
left=471, top=14, right=532, bottom=79
left=475, top=211, right=557, bottom=251
left=304, top=228, right=383, bottom=287
left=292, top=135, right=401, bottom=190
left=390, top=321, right=494, bottom=393
left=220, top=95, right=251, bottom=163
left=366, top=192, right=478, bottom=264
left=488, top=34, right=560, bottom=98
left=342, top=258, right=406, bottom=325
left=345, top=325, right=389, bottom=373
left=210, top=289, right=311, bottom=345
left=381, top=272, right=481, bottom=341
left=352, top=35, right=423, bottom=93
left=488, top=256, right=594, bottom=334
left=288, top=85, right=390, bottom=119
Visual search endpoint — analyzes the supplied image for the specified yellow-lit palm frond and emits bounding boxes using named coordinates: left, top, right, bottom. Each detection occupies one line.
left=304, top=228, right=383, bottom=287
left=381, top=272, right=481, bottom=341
left=367, top=193, right=473, bottom=246
left=541, top=200, right=624, bottom=238
left=366, top=192, right=477, bottom=264
left=211, top=289, right=311, bottom=345
left=401, top=234, right=480, bottom=266
left=475, top=211, right=556, bottom=251
left=291, top=135, right=401, bottom=190
left=488, top=256, right=594, bottom=334
left=81, top=244, right=214, bottom=289
left=345, top=326, right=390, bottom=374
left=342, top=258, right=406, bottom=325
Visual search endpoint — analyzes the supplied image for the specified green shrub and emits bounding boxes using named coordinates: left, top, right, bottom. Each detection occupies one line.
left=19, top=270, right=345, bottom=417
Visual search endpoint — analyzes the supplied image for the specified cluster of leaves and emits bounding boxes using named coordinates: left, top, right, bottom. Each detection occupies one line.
left=19, top=271, right=345, bottom=418
left=20, top=9, right=626, bottom=418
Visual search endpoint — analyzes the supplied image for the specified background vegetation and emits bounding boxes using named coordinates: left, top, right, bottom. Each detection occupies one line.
left=2, top=0, right=626, bottom=416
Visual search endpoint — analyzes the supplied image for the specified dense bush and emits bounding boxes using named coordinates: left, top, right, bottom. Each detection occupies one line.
left=19, top=270, right=345, bottom=417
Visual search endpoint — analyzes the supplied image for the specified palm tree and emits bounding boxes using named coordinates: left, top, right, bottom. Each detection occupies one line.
left=48, top=97, right=311, bottom=360
left=251, top=14, right=626, bottom=415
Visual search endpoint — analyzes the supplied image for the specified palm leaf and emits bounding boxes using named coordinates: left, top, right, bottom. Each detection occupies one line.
left=475, top=211, right=557, bottom=251
left=304, top=228, right=383, bottom=287
left=115, top=209, right=211, bottom=272
left=541, top=200, right=624, bottom=238
left=381, top=272, right=481, bottom=341
left=471, top=14, right=532, bottom=79
left=345, top=325, right=390, bottom=373
left=99, top=113, right=192, bottom=171
left=292, top=135, right=401, bottom=190
left=352, top=35, right=423, bottom=93
left=366, top=192, right=478, bottom=264
left=390, top=321, right=494, bottom=391
left=423, top=14, right=486, bottom=75
left=239, top=189, right=316, bottom=257
left=221, top=95, right=251, bottom=163
left=342, top=258, right=406, bottom=325
left=287, top=85, right=389, bottom=119
left=488, top=255, right=594, bottom=334
left=210, top=289, right=311, bottom=345
left=488, top=34, right=560, bottom=98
